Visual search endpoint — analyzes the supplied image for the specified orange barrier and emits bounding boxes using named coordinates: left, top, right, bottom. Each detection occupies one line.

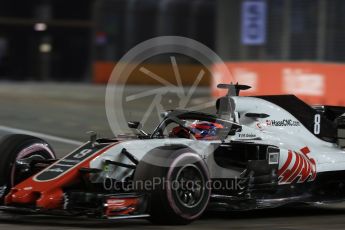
left=93, top=61, right=211, bottom=86
left=212, top=62, right=345, bottom=106
left=93, top=62, right=115, bottom=84
left=94, top=61, right=345, bottom=106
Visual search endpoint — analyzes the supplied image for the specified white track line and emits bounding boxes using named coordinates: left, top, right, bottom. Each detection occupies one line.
left=0, top=125, right=84, bottom=146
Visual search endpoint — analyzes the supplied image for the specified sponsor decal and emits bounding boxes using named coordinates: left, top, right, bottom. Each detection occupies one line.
left=105, top=197, right=139, bottom=216
left=34, top=143, right=107, bottom=182
left=282, top=68, right=325, bottom=96
left=238, top=133, right=257, bottom=138
left=278, top=147, right=316, bottom=184
left=46, top=168, right=64, bottom=173
left=241, top=0, right=267, bottom=45
left=266, top=119, right=300, bottom=127
left=233, top=68, right=258, bottom=92
left=256, top=122, right=263, bottom=129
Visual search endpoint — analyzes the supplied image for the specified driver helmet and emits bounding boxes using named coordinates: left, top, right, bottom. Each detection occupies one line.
left=170, top=125, right=191, bottom=138
left=189, top=121, right=223, bottom=140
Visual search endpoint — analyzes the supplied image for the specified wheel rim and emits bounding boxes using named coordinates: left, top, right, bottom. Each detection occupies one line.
left=11, top=143, right=55, bottom=186
left=174, top=164, right=205, bottom=208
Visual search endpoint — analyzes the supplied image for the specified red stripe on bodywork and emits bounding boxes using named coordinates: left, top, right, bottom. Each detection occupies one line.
left=300, top=146, right=310, bottom=155
left=5, top=142, right=118, bottom=209
left=299, top=155, right=311, bottom=182
left=280, top=151, right=300, bottom=183
left=278, top=150, right=293, bottom=176
left=287, top=153, right=304, bottom=183
left=309, top=158, right=317, bottom=181
left=279, top=146, right=317, bottom=184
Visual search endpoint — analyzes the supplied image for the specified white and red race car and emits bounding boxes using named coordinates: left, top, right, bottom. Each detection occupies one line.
left=0, top=83, right=345, bottom=225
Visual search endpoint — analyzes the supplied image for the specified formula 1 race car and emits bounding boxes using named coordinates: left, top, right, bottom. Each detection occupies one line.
left=1, top=83, right=345, bottom=225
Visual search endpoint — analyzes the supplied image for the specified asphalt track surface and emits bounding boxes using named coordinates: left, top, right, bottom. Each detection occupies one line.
left=1, top=83, right=345, bottom=229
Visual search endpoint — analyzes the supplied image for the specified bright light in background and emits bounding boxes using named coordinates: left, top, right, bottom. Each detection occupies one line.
left=39, top=43, right=52, bottom=53
left=34, top=23, right=47, bottom=31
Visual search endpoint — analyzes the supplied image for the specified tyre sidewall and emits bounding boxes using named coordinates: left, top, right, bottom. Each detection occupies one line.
left=165, top=152, right=210, bottom=220
left=0, top=135, right=56, bottom=202
left=134, top=146, right=210, bottom=224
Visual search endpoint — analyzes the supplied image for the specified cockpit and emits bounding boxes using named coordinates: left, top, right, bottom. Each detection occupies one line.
left=150, top=110, right=241, bottom=141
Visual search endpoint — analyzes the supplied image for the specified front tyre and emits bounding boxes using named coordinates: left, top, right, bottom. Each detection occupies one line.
left=0, top=134, right=56, bottom=204
left=134, top=146, right=210, bottom=225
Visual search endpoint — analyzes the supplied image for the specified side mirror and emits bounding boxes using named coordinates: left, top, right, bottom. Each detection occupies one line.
left=128, top=121, right=141, bottom=129
left=128, top=121, right=148, bottom=136
left=160, top=112, right=169, bottom=119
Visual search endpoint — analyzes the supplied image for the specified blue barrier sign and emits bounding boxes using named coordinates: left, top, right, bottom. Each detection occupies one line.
left=241, top=0, right=267, bottom=45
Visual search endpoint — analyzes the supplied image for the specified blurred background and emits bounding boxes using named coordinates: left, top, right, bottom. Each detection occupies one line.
left=0, top=0, right=344, bottom=105
left=2, top=2, right=345, bottom=229
left=0, top=0, right=344, bottom=142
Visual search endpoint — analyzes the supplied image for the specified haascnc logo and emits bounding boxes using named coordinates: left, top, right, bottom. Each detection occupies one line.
left=266, top=119, right=300, bottom=127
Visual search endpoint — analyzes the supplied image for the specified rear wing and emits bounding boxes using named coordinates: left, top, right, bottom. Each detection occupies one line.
left=313, top=105, right=345, bottom=121
left=337, top=116, right=345, bottom=148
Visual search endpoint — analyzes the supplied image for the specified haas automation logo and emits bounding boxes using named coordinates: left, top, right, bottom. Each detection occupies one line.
left=278, top=147, right=316, bottom=184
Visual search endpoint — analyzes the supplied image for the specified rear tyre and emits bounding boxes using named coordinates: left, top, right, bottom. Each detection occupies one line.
left=0, top=134, right=56, bottom=204
left=134, top=146, right=210, bottom=225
